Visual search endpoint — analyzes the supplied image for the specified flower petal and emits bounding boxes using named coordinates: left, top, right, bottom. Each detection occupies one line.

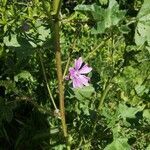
left=69, top=67, right=75, bottom=74
left=74, top=57, right=83, bottom=70
left=78, top=75, right=90, bottom=86
left=69, top=67, right=75, bottom=79
left=72, top=77, right=83, bottom=88
left=79, top=64, right=92, bottom=74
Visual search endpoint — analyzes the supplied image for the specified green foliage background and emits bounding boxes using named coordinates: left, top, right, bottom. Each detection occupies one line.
left=0, top=0, right=150, bottom=149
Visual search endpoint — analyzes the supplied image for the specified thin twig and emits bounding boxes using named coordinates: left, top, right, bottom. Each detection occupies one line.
left=38, top=50, right=58, bottom=111
left=98, top=81, right=113, bottom=110
left=63, top=30, right=80, bottom=79
left=85, top=37, right=110, bottom=61
left=63, top=56, right=71, bottom=79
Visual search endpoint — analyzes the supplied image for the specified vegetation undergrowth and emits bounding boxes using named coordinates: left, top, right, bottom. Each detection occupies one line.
left=0, top=0, right=150, bottom=149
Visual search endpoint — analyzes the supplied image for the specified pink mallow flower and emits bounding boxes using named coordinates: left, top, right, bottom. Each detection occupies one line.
left=66, top=57, right=92, bottom=88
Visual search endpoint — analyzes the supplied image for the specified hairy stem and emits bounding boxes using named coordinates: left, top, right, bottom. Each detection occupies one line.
left=51, top=0, right=67, bottom=137
left=53, top=21, right=67, bottom=137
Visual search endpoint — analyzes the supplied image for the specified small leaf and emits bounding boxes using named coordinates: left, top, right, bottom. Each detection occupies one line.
left=143, top=109, right=150, bottom=123
left=3, top=34, right=21, bottom=47
left=37, top=26, right=51, bottom=46
left=14, top=71, right=34, bottom=82
left=73, top=86, right=95, bottom=115
left=135, top=84, right=148, bottom=96
left=99, top=0, right=108, bottom=5
left=73, top=85, right=95, bottom=101
left=119, top=25, right=131, bottom=34
left=146, top=144, right=150, bottom=150
left=104, top=138, right=130, bottom=150
left=118, top=103, right=143, bottom=120
left=0, top=80, right=17, bottom=94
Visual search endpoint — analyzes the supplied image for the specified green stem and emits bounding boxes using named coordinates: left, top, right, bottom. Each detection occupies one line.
left=52, top=0, right=62, bottom=16
left=63, top=56, right=71, bottom=79
left=98, top=81, right=112, bottom=110
left=38, top=50, right=58, bottom=110
left=63, top=32, right=78, bottom=79
left=85, top=37, right=110, bottom=61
